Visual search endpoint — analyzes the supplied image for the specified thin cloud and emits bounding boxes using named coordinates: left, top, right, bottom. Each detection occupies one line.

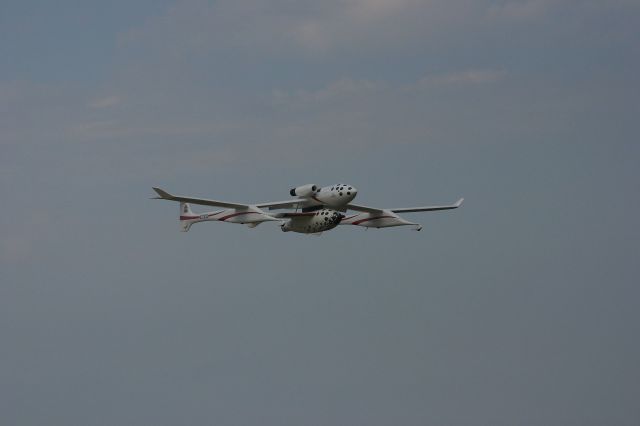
left=273, top=78, right=382, bottom=105
left=89, top=95, right=121, bottom=109
left=418, top=69, right=508, bottom=88
left=487, top=0, right=550, bottom=21
left=118, top=0, right=480, bottom=56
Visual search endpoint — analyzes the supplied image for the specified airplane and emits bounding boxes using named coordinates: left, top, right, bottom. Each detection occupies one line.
left=152, top=184, right=463, bottom=235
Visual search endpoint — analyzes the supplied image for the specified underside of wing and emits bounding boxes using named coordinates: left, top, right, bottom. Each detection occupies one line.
left=271, top=211, right=316, bottom=218
left=152, top=187, right=249, bottom=209
left=391, top=198, right=464, bottom=213
left=256, top=199, right=315, bottom=210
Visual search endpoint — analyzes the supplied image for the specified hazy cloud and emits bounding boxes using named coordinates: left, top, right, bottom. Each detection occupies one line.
left=418, top=69, right=508, bottom=88
left=272, top=78, right=383, bottom=105
left=487, top=0, right=551, bottom=21
left=118, top=0, right=483, bottom=55
left=1, top=2, right=639, bottom=424
left=88, top=95, right=121, bottom=109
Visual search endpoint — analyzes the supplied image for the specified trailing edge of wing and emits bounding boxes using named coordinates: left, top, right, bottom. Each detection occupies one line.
left=391, top=198, right=464, bottom=213
left=152, top=187, right=250, bottom=209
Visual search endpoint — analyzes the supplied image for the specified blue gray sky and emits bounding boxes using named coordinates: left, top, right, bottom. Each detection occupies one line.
left=1, top=1, right=639, bottom=424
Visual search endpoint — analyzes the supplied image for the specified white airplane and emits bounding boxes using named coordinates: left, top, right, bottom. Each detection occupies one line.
left=152, top=184, right=463, bottom=234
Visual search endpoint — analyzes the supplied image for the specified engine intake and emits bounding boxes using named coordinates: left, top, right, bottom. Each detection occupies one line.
left=289, top=184, right=318, bottom=197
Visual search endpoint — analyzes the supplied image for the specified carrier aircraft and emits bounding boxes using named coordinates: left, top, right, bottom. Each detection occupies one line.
left=152, top=184, right=463, bottom=235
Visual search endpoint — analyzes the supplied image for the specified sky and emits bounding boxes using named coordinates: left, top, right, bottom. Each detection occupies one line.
left=1, top=0, right=639, bottom=424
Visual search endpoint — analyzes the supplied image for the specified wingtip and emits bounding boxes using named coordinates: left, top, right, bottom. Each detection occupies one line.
left=152, top=187, right=173, bottom=200
left=456, top=198, right=464, bottom=207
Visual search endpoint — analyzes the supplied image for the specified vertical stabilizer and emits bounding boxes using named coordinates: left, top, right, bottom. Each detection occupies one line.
left=179, top=202, right=197, bottom=232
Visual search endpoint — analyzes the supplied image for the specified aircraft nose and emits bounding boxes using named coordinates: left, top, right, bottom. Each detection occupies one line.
left=350, top=187, right=358, bottom=197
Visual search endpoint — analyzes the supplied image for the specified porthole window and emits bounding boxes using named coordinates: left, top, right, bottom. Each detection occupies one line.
left=347, top=192, right=351, bottom=195
left=339, top=193, right=343, bottom=196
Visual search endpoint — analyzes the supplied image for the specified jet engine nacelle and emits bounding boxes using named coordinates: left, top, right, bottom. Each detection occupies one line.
left=289, top=184, right=318, bottom=197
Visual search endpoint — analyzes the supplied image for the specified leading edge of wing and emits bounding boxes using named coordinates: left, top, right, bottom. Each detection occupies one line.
left=152, top=187, right=249, bottom=209
left=347, top=198, right=464, bottom=214
left=391, top=198, right=464, bottom=213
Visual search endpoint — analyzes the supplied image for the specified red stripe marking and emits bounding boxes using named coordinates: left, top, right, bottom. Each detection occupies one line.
left=352, top=215, right=395, bottom=225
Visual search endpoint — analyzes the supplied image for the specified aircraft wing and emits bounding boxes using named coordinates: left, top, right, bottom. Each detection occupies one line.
left=256, top=199, right=314, bottom=210
left=270, top=211, right=316, bottom=218
left=345, top=203, right=384, bottom=213
left=348, top=198, right=464, bottom=213
left=391, top=198, right=464, bottom=213
left=152, top=187, right=250, bottom=209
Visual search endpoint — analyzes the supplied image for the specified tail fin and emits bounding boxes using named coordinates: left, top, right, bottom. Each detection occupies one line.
left=179, top=202, right=196, bottom=232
